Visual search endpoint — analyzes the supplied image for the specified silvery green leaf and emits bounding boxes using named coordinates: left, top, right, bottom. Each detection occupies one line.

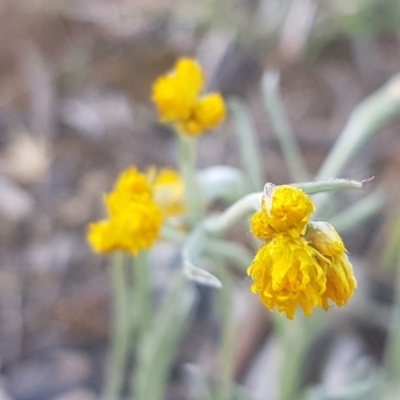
left=198, top=165, right=249, bottom=202
left=183, top=262, right=222, bottom=289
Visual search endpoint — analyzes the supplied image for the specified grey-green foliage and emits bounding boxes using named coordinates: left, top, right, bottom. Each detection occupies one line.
left=134, top=277, right=196, bottom=400
left=305, top=357, right=384, bottom=400
left=310, top=0, right=400, bottom=56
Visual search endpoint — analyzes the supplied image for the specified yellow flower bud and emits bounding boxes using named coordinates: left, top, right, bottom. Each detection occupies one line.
left=251, top=184, right=315, bottom=240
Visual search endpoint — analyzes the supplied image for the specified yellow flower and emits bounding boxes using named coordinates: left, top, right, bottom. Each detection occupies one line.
left=152, top=57, right=226, bottom=136
left=87, top=167, right=163, bottom=255
left=248, top=236, right=329, bottom=319
left=175, top=58, right=204, bottom=94
left=152, top=58, right=204, bottom=122
left=113, top=167, right=152, bottom=199
left=248, top=184, right=357, bottom=319
left=106, top=167, right=153, bottom=214
left=87, top=166, right=186, bottom=255
left=178, top=93, right=227, bottom=135
left=305, top=221, right=357, bottom=309
left=251, top=184, right=315, bottom=240
left=88, top=200, right=163, bottom=255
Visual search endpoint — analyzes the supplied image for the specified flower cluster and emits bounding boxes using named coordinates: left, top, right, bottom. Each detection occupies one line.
left=248, top=184, right=357, bottom=319
left=87, top=167, right=185, bottom=255
left=152, top=58, right=226, bottom=136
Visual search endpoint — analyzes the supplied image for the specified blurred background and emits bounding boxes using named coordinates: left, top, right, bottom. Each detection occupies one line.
left=1, top=0, right=400, bottom=399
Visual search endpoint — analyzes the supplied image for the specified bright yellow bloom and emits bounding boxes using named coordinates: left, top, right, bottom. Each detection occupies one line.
left=88, top=200, right=163, bottom=255
left=251, top=184, right=315, bottom=240
left=87, top=167, right=163, bottom=255
left=175, top=58, right=204, bottom=94
left=152, top=57, right=226, bottom=136
left=248, top=236, right=329, bottom=319
left=106, top=167, right=153, bottom=212
left=248, top=184, right=357, bottom=319
left=194, top=93, right=226, bottom=130
left=152, top=58, right=204, bottom=122
left=179, top=93, right=227, bottom=135
left=87, top=166, right=186, bottom=255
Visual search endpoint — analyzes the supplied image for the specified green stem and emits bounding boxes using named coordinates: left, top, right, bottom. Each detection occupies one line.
left=202, top=178, right=370, bottom=237
left=165, top=179, right=368, bottom=248
left=277, top=317, right=307, bottom=400
left=178, top=133, right=204, bottom=222
left=262, top=70, right=310, bottom=182
left=134, top=275, right=195, bottom=400
left=328, top=190, right=385, bottom=234
left=135, top=251, right=151, bottom=341
left=316, top=72, right=400, bottom=181
left=294, top=177, right=373, bottom=194
left=162, top=224, right=252, bottom=273
left=103, top=251, right=129, bottom=400
left=131, top=250, right=151, bottom=399
left=182, top=225, right=222, bottom=288
left=383, top=217, right=400, bottom=382
left=205, top=238, right=253, bottom=272
left=313, top=73, right=400, bottom=214
left=382, top=211, right=400, bottom=268
left=275, top=313, right=324, bottom=400
left=229, top=98, right=264, bottom=190
left=216, top=262, right=235, bottom=400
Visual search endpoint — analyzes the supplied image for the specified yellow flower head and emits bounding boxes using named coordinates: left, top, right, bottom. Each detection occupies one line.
left=248, top=184, right=357, bottom=319
left=251, top=184, right=315, bottom=240
left=305, top=221, right=357, bottom=309
left=179, top=93, right=227, bottom=135
left=88, top=200, right=163, bottom=255
left=87, top=167, right=163, bottom=255
left=248, top=236, right=328, bottom=319
left=248, top=232, right=356, bottom=319
left=148, top=167, right=186, bottom=218
left=152, top=58, right=204, bottom=122
left=107, top=167, right=153, bottom=210
left=152, top=57, right=226, bottom=136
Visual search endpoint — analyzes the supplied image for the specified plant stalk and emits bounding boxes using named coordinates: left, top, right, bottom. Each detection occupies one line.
left=103, top=251, right=130, bottom=400
left=178, top=133, right=204, bottom=222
